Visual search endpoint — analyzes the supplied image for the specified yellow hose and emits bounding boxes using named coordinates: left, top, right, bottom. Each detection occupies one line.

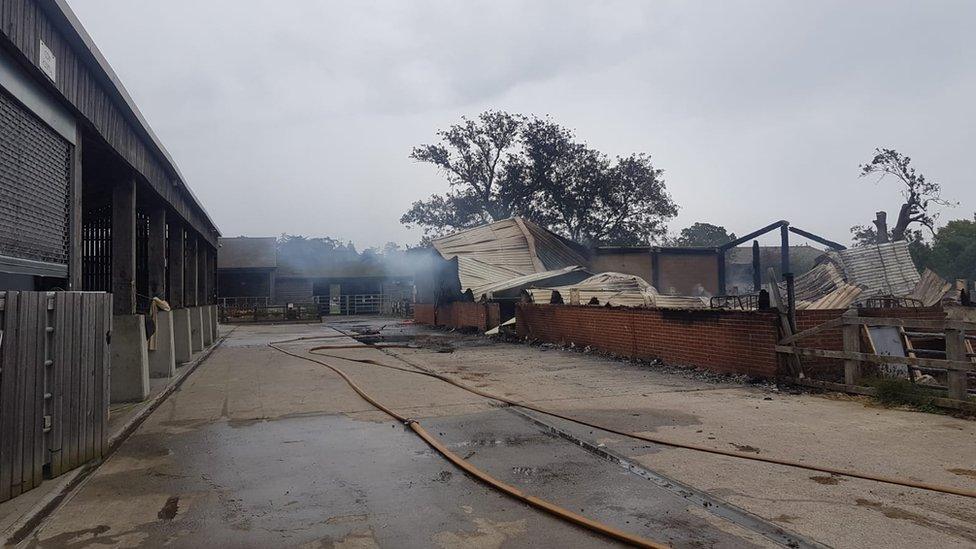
left=268, top=340, right=667, bottom=549
left=303, top=341, right=976, bottom=500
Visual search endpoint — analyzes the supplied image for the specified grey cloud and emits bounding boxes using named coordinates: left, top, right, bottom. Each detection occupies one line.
left=70, top=0, right=975, bottom=247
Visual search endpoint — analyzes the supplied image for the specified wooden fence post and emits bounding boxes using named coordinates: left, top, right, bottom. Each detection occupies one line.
left=842, top=309, right=861, bottom=385
left=945, top=327, right=967, bottom=400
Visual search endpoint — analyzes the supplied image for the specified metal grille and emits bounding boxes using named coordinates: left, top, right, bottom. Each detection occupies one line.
left=135, top=208, right=150, bottom=313
left=0, top=91, right=71, bottom=265
left=81, top=203, right=111, bottom=292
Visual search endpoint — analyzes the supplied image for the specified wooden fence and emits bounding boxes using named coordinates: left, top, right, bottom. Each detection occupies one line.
left=0, top=291, right=112, bottom=503
left=776, top=308, right=976, bottom=409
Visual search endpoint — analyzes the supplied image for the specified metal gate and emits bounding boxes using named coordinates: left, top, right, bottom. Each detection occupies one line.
left=0, top=90, right=71, bottom=274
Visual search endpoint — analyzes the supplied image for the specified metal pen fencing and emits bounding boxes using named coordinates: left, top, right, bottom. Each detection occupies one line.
left=218, top=294, right=414, bottom=323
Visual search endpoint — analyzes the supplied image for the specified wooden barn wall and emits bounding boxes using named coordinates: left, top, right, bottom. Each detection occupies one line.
left=0, top=0, right=217, bottom=247
left=0, top=291, right=111, bottom=503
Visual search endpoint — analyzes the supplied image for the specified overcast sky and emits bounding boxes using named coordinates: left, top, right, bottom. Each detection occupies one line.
left=70, top=1, right=975, bottom=249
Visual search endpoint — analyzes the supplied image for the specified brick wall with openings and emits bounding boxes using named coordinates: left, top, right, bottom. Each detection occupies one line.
left=516, top=304, right=781, bottom=378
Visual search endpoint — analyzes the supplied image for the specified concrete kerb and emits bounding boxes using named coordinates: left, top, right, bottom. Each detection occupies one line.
left=0, top=327, right=235, bottom=547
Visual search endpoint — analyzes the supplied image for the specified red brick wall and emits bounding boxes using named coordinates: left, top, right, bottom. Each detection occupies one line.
left=517, top=304, right=781, bottom=377
left=414, top=304, right=436, bottom=325
left=414, top=302, right=501, bottom=331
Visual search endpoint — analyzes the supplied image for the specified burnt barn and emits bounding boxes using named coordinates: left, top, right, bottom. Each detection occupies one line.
left=0, top=0, right=220, bottom=503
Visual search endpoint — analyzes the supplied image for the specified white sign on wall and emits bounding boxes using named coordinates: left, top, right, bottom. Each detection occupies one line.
left=39, top=40, right=56, bottom=82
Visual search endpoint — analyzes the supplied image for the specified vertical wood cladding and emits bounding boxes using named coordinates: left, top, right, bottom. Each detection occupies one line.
left=0, top=0, right=217, bottom=245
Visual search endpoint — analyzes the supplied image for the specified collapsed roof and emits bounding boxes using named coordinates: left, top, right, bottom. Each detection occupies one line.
left=788, top=241, right=954, bottom=309
left=525, top=272, right=708, bottom=309
left=432, top=218, right=589, bottom=299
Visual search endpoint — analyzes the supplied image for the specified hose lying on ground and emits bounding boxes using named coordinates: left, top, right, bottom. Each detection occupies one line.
left=302, top=335, right=976, bottom=501
left=268, top=337, right=667, bottom=549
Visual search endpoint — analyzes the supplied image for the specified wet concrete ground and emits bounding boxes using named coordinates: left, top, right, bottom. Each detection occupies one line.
left=20, top=319, right=976, bottom=548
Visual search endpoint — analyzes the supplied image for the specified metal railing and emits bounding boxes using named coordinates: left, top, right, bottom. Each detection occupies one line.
left=219, top=296, right=271, bottom=309
left=311, top=294, right=414, bottom=316
left=857, top=296, right=923, bottom=309
left=710, top=294, right=761, bottom=310
left=218, top=294, right=414, bottom=321
left=220, top=303, right=319, bottom=323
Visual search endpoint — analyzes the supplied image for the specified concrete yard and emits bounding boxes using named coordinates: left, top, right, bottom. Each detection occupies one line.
left=19, top=319, right=976, bottom=548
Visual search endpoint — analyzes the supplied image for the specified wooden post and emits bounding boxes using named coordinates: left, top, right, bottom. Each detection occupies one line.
left=842, top=308, right=861, bottom=385
left=68, top=127, right=83, bottom=290
left=167, top=213, right=184, bottom=308
left=945, top=327, right=967, bottom=400
left=751, top=240, right=761, bottom=292
left=785, top=273, right=797, bottom=332
left=111, top=177, right=137, bottom=315
left=147, top=203, right=166, bottom=299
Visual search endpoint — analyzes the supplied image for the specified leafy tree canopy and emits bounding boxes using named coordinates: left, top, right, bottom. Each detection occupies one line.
left=402, top=110, right=677, bottom=246
left=913, top=216, right=976, bottom=281
left=667, top=222, right=737, bottom=247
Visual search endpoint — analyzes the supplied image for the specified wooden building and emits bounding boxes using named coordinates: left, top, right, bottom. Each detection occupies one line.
left=1, top=0, right=220, bottom=503
left=217, top=236, right=413, bottom=315
left=0, top=0, right=219, bottom=300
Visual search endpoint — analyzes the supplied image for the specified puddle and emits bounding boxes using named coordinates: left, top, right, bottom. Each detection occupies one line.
left=157, top=496, right=179, bottom=520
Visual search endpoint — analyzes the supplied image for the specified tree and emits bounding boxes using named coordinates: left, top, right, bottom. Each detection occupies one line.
left=276, top=234, right=359, bottom=272
left=853, top=148, right=954, bottom=243
left=926, top=216, right=976, bottom=281
left=514, top=117, right=676, bottom=245
left=669, top=222, right=737, bottom=247
left=403, top=111, right=678, bottom=246
left=401, top=111, right=524, bottom=238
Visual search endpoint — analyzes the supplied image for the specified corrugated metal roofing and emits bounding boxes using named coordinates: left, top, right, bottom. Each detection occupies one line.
left=796, top=283, right=863, bottom=310
left=432, top=217, right=589, bottom=295
left=837, top=240, right=920, bottom=298
left=478, top=265, right=591, bottom=300
left=789, top=259, right=848, bottom=303
left=525, top=272, right=708, bottom=309
left=456, top=256, right=531, bottom=297
left=786, top=241, right=923, bottom=309
left=518, top=218, right=590, bottom=270
left=910, top=268, right=953, bottom=307
left=434, top=219, right=538, bottom=276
